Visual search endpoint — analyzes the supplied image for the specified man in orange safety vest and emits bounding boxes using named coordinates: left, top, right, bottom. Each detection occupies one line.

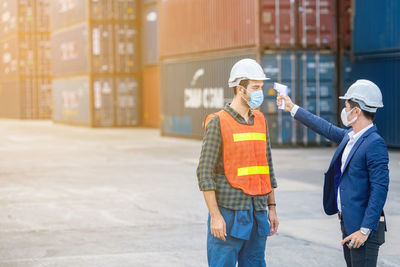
left=197, top=58, right=279, bottom=267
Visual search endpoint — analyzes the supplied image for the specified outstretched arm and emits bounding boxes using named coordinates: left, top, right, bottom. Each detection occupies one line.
left=277, top=94, right=347, bottom=144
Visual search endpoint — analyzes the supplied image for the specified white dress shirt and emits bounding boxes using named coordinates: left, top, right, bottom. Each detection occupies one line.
left=291, top=105, right=374, bottom=233
left=337, top=123, right=374, bottom=212
left=290, top=105, right=373, bottom=212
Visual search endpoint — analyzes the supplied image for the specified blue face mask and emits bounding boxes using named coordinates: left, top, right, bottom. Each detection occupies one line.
left=242, top=87, right=264, bottom=109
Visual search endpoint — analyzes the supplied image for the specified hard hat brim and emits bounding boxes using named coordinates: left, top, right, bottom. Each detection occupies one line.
left=228, top=77, right=270, bottom=88
left=228, top=77, right=270, bottom=82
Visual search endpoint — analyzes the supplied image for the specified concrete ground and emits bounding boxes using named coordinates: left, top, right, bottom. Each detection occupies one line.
left=0, top=120, right=399, bottom=267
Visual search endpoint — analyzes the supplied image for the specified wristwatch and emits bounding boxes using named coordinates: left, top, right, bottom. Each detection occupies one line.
left=360, top=227, right=371, bottom=236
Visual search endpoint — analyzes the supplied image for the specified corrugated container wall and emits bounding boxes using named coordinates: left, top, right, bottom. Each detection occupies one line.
left=0, top=0, right=52, bottom=119
left=352, top=0, right=400, bottom=54
left=141, top=1, right=160, bottom=128
left=339, top=0, right=352, bottom=50
left=350, top=0, right=400, bottom=147
left=0, top=80, right=22, bottom=118
left=142, top=4, right=158, bottom=65
left=51, top=23, right=94, bottom=76
left=36, top=0, right=52, bottom=119
left=350, top=54, right=400, bottom=148
left=158, top=0, right=258, bottom=58
left=260, top=0, right=297, bottom=49
left=114, top=23, right=138, bottom=73
left=0, top=33, right=36, bottom=76
left=51, top=0, right=139, bottom=127
left=0, top=0, right=35, bottom=36
left=115, top=75, right=139, bottom=126
left=0, top=78, right=37, bottom=119
left=37, top=75, right=52, bottom=118
left=298, top=0, right=337, bottom=49
left=53, top=76, right=91, bottom=125
left=259, top=0, right=338, bottom=50
left=143, top=66, right=160, bottom=127
left=260, top=50, right=337, bottom=146
left=261, top=51, right=298, bottom=145
left=50, top=0, right=136, bottom=30
left=53, top=74, right=139, bottom=126
left=299, top=50, right=336, bottom=145
left=161, top=52, right=256, bottom=138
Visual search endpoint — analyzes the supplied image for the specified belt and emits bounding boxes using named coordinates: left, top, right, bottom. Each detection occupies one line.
left=338, top=212, right=385, bottom=222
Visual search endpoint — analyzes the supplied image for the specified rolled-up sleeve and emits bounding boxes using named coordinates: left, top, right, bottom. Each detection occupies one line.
left=196, top=116, right=222, bottom=191
left=266, top=120, right=277, bottom=188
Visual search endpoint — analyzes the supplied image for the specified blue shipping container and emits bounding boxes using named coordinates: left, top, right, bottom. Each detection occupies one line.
left=299, top=51, right=336, bottom=145
left=351, top=53, right=400, bottom=148
left=299, top=51, right=336, bottom=127
left=262, top=50, right=336, bottom=114
left=299, top=51, right=335, bottom=82
left=261, top=51, right=298, bottom=145
left=353, top=0, right=400, bottom=54
left=303, top=98, right=336, bottom=114
left=163, top=116, right=192, bottom=136
left=261, top=51, right=297, bottom=114
left=260, top=50, right=337, bottom=146
left=300, top=113, right=337, bottom=146
left=160, top=52, right=257, bottom=139
left=265, top=113, right=298, bottom=146
left=341, top=53, right=357, bottom=112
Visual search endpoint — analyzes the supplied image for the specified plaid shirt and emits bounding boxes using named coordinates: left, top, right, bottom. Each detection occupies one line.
left=197, top=104, right=277, bottom=211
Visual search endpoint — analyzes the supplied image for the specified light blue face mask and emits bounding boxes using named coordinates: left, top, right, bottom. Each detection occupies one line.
left=242, top=87, right=264, bottom=109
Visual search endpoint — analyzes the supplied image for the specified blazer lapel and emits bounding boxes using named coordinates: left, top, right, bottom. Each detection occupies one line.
left=341, top=126, right=377, bottom=175
left=329, top=134, right=349, bottom=170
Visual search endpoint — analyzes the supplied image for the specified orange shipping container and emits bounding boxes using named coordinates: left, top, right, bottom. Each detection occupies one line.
left=158, top=0, right=258, bottom=58
left=298, top=0, right=337, bottom=49
left=142, top=66, right=160, bottom=128
left=340, top=0, right=352, bottom=49
left=260, top=0, right=297, bottom=49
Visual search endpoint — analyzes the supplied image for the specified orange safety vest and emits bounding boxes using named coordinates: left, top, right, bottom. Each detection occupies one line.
left=204, top=110, right=272, bottom=196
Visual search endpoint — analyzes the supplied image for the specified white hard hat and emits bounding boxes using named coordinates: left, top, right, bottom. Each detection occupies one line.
left=339, top=79, right=383, bottom=113
left=228, top=58, right=269, bottom=87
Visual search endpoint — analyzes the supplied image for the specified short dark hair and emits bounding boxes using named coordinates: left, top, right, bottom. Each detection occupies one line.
left=233, top=79, right=249, bottom=95
left=348, top=100, right=376, bottom=121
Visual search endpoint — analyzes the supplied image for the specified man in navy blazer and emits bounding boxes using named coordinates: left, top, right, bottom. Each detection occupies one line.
left=277, top=79, right=389, bottom=267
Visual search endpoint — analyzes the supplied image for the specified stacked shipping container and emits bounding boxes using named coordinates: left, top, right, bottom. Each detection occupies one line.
left=260, top=0, right=351, bottom=146
left=0, top=0, right=52, bottom=119
left=349, top=0, right=400, bottom=148
left=260, top=0, right=344, bottom=50
left=158, top=0, right=352, bottom=145
left=260, top=50, right=337, bottom=146
left=159, top=0, right=259, bottom=138
left=161, top=52, right=256, bottom=138
left=158, top=0, right=258, bottom=58
left=51, top=0, right=139, bottom=127
left=141, top=0, right=160, bottom=128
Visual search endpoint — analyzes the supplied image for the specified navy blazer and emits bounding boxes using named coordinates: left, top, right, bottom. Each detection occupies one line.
left=294, top=107, right=389, bottom=234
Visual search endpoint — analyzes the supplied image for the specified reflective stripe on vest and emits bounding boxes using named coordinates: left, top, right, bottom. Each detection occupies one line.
left=207, top=109, right=272, bottom=196
left=233, top=132, right=266, bottom=142
left=237, top=166, right=270, bottom=176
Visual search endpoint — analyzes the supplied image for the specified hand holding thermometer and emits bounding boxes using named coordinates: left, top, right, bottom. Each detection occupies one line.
left=273, top=83, right=288, bottom=110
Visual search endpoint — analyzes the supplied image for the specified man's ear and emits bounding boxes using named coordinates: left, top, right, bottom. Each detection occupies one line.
left=237, top=85, right=245, bottom=95
left=235, top=86, right=240, bottom=95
